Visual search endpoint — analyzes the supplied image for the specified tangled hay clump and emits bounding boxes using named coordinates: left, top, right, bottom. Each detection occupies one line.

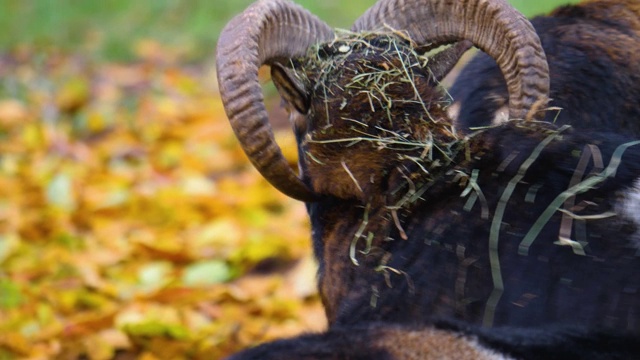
left=302, top=30, right=459, bottom=142
left=285, top=31, right=468, bottom=199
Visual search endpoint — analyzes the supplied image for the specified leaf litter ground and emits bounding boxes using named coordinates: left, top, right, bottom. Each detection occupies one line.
left=0, top=45, right=323, bottom=360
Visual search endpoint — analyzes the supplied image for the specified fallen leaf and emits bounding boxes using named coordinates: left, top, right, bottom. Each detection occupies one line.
left=182, top=260, right=232, bottom=286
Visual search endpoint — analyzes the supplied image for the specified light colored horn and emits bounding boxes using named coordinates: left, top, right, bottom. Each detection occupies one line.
left=216, top=0, right=334, bottom=201
left=353, top=0, right=550, bottom=120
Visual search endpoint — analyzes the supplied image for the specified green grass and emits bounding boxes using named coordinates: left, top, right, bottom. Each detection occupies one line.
left=0, top=0, right=581, bottom=61
left=510, top=0, right=582, bottom=16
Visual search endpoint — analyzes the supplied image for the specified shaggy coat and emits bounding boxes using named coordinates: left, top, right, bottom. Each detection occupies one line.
left=450, top=0, right=640, bottom=134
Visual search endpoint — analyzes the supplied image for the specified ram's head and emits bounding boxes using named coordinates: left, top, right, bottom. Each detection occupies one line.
left=216, top=0, right=550, bottom=202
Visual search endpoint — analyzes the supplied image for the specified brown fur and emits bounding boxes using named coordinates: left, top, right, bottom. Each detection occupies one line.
left=575, top=0, right=640, bottom=29
left=224, top=1, right=640, bottom=358
left=375, top=326, right=509, bottom=360
left=267, top=24, right=640, bottom=335
left=452, top=0, right=640, bottom=134
left=287, top=34, right=457, bottom=203
left=228, top=12, right=640, bottom=358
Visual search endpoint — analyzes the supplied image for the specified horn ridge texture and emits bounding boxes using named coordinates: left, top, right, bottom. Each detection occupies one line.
left=352, top=0, right=550, bottom=121
left=216, top=0, right=334, bottom=201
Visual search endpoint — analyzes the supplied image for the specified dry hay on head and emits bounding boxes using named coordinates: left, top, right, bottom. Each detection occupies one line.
left=291, top=29, right=463, bottom=168
left=282, top=29, right=640, bottom=327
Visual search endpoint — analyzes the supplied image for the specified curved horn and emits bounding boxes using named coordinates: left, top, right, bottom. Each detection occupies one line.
left=352, top=0, right=549, bottom=121
left=216, top=0, right=334, bottom=202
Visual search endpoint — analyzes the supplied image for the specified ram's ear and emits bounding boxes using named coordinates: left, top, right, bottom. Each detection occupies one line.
left=271, top=63, right=310, bottom=114
left=420, top=41, right=473, bottom=85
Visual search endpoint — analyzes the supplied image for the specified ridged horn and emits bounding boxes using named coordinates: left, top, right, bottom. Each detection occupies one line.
left=352, top=0, right=550, bottom=121
left=216, top=0, right=334, bottom=202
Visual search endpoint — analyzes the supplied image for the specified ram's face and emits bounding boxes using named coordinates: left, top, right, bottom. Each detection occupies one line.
left=216, top=0, right=548, bottom=202
left=272, top=33, right=457, bottom=199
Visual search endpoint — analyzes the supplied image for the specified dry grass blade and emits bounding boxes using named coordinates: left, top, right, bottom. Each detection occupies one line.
left=483, top=125, right=571, bottom=327
left=519, top=139, right=640, bottom=256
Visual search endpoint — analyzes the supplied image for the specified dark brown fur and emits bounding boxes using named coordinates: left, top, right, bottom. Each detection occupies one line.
left=230, top=23, right=640, bottom=359
left=289, top=34, right=456, bottom=203
left=279, top=32, right=640, bottom=334
left=229, top=320, right=640, bottom=359
left=451, top=0, right=640, bottom=134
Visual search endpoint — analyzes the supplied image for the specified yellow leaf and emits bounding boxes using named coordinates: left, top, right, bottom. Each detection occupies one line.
left=0, top=332, right=31, bottom=356
left=0, top=99, right=29, bottom=126
left=56, top=77, right=90, bottom=113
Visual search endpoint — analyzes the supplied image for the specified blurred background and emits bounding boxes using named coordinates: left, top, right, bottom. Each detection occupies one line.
left=1, top=0, right=580, bottom=61
left=0, top=1, right=579, bottom=359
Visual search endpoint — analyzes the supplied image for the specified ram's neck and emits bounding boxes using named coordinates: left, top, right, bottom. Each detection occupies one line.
left=309, top=121, right=570, bottom=326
